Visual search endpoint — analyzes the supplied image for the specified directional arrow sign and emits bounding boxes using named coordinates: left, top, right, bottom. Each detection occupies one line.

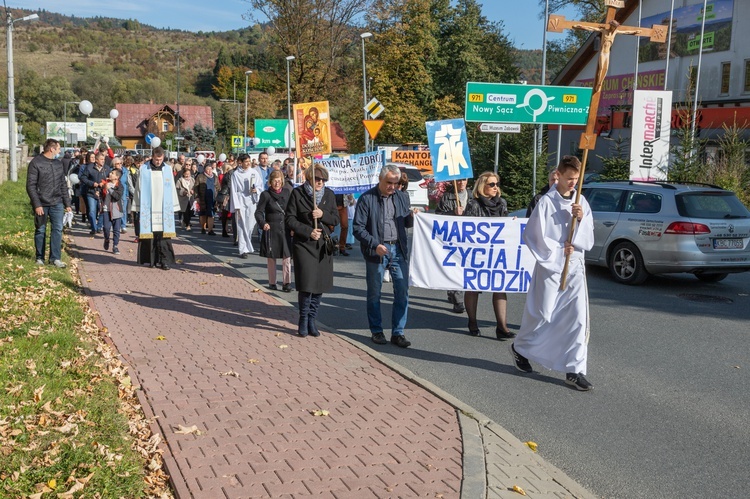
left=465, top=82, right=592, bottom=125
left=479, top=123, right=521, bottom=133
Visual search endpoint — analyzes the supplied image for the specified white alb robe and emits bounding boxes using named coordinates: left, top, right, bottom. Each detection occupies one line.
left=230, top=166, right=262, bottom=255
left=514, top=188, right=595, bottom=375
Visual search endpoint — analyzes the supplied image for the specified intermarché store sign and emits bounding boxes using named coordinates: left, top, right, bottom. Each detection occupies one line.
left=392, top=150, right=433, bottom=174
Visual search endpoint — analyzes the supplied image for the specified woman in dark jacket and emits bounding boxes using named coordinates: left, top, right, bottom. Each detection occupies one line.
left=284, top=164, right=339, bottom=337
left=463, top=171, right=515, bottom=340
left=194, top=163, right=217, bottom=235
left=255, top=170, right=292, bottom=291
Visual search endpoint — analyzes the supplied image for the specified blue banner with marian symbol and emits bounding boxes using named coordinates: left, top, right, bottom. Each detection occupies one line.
left=426, top=118, right=473, bottom=182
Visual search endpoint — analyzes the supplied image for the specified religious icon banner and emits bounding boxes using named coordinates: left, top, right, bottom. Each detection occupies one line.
left=425, top=119, right=473, bottom=183
left=629, top=90, right=672, bottom=181
left=410, top=213, right=535, bottom=293
left=293, top=101, right=332, bottom=157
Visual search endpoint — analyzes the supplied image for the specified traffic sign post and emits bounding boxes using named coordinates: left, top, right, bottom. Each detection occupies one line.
left=231, top=135, right=243, bottom=149
left=465, top=82, right=592, bottom=125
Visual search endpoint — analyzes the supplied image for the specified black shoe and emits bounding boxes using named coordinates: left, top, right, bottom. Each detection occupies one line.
left=113, top=247, right=120, bottom=255
left=282, top=284, right=293, bottom=293
left=240, top=253, right=249, bottom=259
left=345, top=244, right=352, bottom=250
left=452, top=303, right=465, bottom=314
left=391, top=335, right=411, bottom=348
left=496, top=327, right=516, bottom=341
left=222, top=232, right=230, bottom=237
left=103, top=239, right=110, bottom=251
left=268, top=284, right=278, bottom=290
left=308, top=321, right=320, bottom=337
left=208, top=230, right=216, bottom=236
left=339, top=250, right=350, bottom=256
left=89, top=230, right=96, bottom=235
left=468, top=320, right=480, bottom=336
left=298, top=317, right=308, bottom=337
left=161, top=263, right=170, bottom=271
left=566, top=373, right=593, bottom=391
left=371, top=333, right=387, bottom=345
left=96, top=228, right=102, bottom=234
left=233, top=241, right=239, bottom=246
left=509, top=343, right=533, bottom=373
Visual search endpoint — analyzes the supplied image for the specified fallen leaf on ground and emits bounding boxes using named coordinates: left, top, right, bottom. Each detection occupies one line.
left=47, top=478, right=57, bottom=489
left=174, top=424, right=202, bottom=435
left=274, top=333, right=282, bottom=337
left=176, top=259, right=183, bottom=264
left=278, top=344, right=289, bottom=349
left=199, top=282, right=207, bottom=286
left=33, top=385, right=45, bottom=402
left=252, top=288, right=261, bottom=293
left=154, top=336, right=166, bottom=341
left=219, top=371, right=239, bottom=378
left=54, top=423, right=78, bottom=434
left=311, top=409, right=330, bottom=416
left=27, top=329, right=41, bottom=338
left=511, top=485, right=527, bottom=496
left=524, top=441, right=538, bottom=452
left=57, top=479, right=85, bottom=498
left=247, top=359, right=260, bottom=364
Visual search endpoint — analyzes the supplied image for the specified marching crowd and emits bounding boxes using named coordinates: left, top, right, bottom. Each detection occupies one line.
left=27, top=139, right=595, bottom=391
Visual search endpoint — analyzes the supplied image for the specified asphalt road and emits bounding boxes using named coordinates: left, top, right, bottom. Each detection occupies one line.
left=181, top=227, right=750, bottom=499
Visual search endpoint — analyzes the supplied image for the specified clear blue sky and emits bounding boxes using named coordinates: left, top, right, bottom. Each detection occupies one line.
left=20, top=0, right=575, bottom=50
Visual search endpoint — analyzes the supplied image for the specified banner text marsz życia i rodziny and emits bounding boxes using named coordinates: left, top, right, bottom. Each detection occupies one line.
left=410, top=213, right=535, bottom=293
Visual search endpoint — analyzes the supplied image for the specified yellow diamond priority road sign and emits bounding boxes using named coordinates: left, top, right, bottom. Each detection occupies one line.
left=364, top=98, right=385, bottom=119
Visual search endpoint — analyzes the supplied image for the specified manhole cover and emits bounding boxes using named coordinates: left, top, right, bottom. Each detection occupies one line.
left=678, top=293, right=733, bottom=304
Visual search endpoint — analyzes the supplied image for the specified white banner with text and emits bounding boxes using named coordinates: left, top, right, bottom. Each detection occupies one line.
left=630, top=89, right=672, bottom=181
left=410, top=213, right=535, bottom=293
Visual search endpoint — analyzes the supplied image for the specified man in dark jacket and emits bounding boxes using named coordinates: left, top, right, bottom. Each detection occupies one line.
left=26, top=139, right=72, bottom=268
left=353, top=164, right=415, bottom=348
left=80, top=151, right=110, bottom=235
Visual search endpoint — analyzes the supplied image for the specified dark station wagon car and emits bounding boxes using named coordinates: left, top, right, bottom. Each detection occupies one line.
left=581, top=181, right=750, bottom=284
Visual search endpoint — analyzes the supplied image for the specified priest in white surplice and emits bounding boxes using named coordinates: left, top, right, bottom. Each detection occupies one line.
left=510, top=156, right=596, bottom=391
left=230, top=153, right=263, bottom=258
left=135, top=147, right=180, bottom=269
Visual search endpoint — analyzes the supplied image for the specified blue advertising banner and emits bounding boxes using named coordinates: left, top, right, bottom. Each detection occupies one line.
left=426, top=119, right=473, bottom=182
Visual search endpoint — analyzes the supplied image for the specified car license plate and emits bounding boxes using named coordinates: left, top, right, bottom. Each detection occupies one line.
left=713, top=238, right=744, bottom=249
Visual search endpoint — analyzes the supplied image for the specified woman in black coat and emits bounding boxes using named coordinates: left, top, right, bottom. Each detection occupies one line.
left=284, top=164, right=339, bottom=337
left=255, top=170, right=292, bottom=292
left=463, top=171, right=515, bottom=340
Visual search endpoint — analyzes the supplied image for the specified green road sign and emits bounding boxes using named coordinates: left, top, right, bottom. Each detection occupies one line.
left=465, top=82, right=592, bottom=125
left=254, top=119, right=290, bottom=148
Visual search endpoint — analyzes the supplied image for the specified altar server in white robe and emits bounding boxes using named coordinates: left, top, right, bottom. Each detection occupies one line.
left=230, top=153, right=263, bottom=258
left=509, top=155, right=595, bottom=391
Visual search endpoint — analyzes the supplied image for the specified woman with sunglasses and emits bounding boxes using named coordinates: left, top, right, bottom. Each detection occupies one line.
left=285, top=164, right=339, bottom=337
left=463, top=172, right=515, bottom=340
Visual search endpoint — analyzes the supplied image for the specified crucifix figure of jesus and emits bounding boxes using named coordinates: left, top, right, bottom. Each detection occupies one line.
left=548, top=0, right=667, bottom=150
left=547, top=0, right=667, bottom=287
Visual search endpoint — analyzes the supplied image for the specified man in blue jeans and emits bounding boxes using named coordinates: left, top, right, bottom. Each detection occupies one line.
left=353, top=164, right=416, bottom=348
left=26, top=139, right=72, bottom=268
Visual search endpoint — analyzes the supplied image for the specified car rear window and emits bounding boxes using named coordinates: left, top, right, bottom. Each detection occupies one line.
left=398, top=168, right=423, bottom=182
left=675, top=192, right=750, bottom=219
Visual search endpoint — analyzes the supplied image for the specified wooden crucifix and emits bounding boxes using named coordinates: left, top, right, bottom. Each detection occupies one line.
left=548, top=0, right=667, bottom=288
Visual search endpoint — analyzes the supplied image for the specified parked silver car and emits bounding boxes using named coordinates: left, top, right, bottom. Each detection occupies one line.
left=581, top=181, right=750, bottom=284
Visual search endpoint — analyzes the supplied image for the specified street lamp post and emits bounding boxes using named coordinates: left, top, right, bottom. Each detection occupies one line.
left=285, top=56, right=295, bottom=153
left=244, top=70, right=252, bottom=151
left=175, top=51, right=182, bottom=152
left=6, top=11, right=39, bottom=182
left=360, top=32, right=372, bottom=153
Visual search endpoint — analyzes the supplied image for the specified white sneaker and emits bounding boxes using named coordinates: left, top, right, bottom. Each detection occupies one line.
left=52, top=260, right=67, bottom=268
left=35, top=259, right=44, bottom=265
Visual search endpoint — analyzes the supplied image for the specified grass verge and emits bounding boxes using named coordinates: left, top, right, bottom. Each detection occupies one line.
left=0, top=170, right=172, bottom=498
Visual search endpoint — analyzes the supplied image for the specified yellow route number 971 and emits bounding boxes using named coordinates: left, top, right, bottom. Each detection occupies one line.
left=468, top=93, right=484, bottom=103
left=562, top=94, right=578, bottom=104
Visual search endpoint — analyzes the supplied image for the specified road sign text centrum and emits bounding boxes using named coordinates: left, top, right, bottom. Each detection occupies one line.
left=465, top=82, right=592, bottom=125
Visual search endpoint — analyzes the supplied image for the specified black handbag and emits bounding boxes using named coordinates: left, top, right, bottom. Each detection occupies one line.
left=321, top=228, right=335, bottom=255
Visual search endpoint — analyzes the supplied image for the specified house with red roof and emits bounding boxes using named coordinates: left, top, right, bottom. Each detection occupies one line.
left=114, top=103, right=213, bottom=150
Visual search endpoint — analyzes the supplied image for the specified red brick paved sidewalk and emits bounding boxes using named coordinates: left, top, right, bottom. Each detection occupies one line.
left=70, top=227, right=462, bottom=498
